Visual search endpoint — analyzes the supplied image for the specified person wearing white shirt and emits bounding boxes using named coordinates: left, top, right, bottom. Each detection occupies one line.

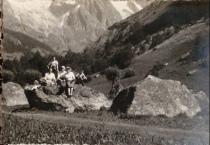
left=64, top=67, right=75, bottom=98
left=47, top=57, right=59, bottom=79
left=44, top=68, right=56, bottom=86
left=58, top=66, right=67, bottom=79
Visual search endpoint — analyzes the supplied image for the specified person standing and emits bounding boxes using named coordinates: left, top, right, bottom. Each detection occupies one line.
left=57, top=66, right=67, bottom=87
left=47, top=57, right=59, bottom=79
left=58, top=66, right=67, bottom=79
left=64, top=67, right=75, bottom=98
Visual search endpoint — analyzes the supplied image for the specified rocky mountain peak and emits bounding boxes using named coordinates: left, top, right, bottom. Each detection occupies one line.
left=3, top=0, right=151, bottom=58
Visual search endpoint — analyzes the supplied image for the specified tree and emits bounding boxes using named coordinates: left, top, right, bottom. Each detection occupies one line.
left=110, top=47, right=135, bottom=69
left=105, top=67, right=121, bottom=90
left=2, top=69, right=15, bottom=83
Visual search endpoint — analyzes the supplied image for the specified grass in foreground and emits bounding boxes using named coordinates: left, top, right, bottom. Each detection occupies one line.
left=13, top=108, right=209, bottom=131
left=1, top=113, right=207, bottom=144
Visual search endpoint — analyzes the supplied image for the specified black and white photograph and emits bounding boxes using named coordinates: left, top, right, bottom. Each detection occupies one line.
left=1, top=0, right=209, bottom=144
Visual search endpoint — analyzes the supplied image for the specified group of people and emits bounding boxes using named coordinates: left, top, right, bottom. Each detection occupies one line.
left=40, top=57, right=87, bottom=98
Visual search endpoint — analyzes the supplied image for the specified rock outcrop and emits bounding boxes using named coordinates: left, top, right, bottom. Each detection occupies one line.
left=110, top=75, right=202, bottom=117
left=2, top=82, right=29, bottom=109
left=24, top=84, right=111, bottom=113
left=194, top=91, right=209, bottom=115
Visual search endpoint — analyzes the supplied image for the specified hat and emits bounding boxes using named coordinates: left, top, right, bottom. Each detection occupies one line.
left=61, top=66, right=65, bottom=69
left=66, top=66, right=71, bottom=70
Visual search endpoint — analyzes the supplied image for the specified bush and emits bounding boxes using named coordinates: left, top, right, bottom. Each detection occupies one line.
left=105, top=67, right=121, bottom=89
left=110, top=48, right=135, bottom=69
left=123, top=69, right=135, bottom=79
left=23, top=69, right=42, bottom=85
left=2, top=69, right=15, bottom=83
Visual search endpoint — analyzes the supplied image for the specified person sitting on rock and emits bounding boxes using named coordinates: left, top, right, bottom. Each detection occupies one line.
left=75, top=70, right=87, bottom=86
left=43, top=68, right=56, bottom=86
left=47, top=56, right=59, bottom=79
left=64, top=67, right=75, bottom=98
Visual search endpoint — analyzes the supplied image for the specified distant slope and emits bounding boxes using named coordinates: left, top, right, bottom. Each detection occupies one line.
left=90, top=1, right=209, bottom=56
left=87, top=22, right=209, bottom=96
left=86, top=1, right=209, bottom=96
left=3, top=29, right=56, bottom=59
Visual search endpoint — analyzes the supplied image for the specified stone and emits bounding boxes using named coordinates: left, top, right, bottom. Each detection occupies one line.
left=2, top=82, right=29, bottom=109
left=187, top=69, right=197, bottom=76
left=25, top=86, right=75, bottom=111
left=24, top=84, right=111, bottom=113
left=180, top=52, right=191, bottom=61
left=195, top=91, right=209, bottom=115
left=71, top=85, right=112, bottom=111
left=94, top=74, right=100, bottom=78
left=110, top=75, right=201, bottom=117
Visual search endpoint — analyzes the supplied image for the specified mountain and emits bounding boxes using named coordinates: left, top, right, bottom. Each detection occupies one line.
left=86, top=0, right=209, bottom=96
left=89, top=1, right=209, bottom=55
left=3, top=0, right=153, bottom=58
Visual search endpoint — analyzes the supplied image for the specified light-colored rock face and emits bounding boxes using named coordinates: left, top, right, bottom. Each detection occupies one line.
left=111, top=75, right=202, bottom=117
left=24, top=85, right=111, bottom=112
left=2, top=82, right=29, bottom=107
left=194, top=91, right=209, bottom=115
left=3, top=0, right=149, bottom=55
left=72, top=85, right=111, bottom=110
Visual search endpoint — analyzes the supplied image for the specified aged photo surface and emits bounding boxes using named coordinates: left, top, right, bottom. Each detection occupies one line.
left=1, top=0, right=209, bottom=144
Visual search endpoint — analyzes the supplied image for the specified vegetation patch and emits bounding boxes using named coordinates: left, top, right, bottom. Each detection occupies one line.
left=123, top=69, right=136, bottom=79
left=2, top=113, right=208, bottom=144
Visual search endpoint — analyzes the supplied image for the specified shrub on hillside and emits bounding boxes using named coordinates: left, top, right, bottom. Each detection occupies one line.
left=110, top=47, right=135, bottom=69
left=105, top=67, right=121, bottom=89
left=123, top=69, right=136, bottom=79
left=24, top=69, right=42, bottom=85
left=2, top=69, right=15, bottom=83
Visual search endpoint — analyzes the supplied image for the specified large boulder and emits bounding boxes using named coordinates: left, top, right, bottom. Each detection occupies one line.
left=24, top=85, right=111, bottom=113
left=110, top=75, right=201, bottom=117
left=2, top=82, right=29, bottom=109
left=194, top=91, right=209, bottom=115
left=72, top=85, right=112, bottom=111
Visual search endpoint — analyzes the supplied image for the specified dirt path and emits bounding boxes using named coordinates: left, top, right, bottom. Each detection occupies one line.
left=3, top=111, right=209, bottom=144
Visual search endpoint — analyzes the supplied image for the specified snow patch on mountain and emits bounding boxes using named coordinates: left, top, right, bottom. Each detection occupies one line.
left=111, top=1, right=142, bottom=19
left=133, top=1, right=143, bottom=10
left=65, top=0, right=76, bottom=5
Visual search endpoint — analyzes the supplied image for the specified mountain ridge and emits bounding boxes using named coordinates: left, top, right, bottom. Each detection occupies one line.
left=3, top=0, right=152, bottom=57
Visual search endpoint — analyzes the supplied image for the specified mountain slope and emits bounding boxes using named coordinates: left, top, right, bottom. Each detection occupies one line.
left=90, top=1, right=209, bottom=55
left=3, top=0, right=151, bottom=56
left=86, top=1, right=209, bottom=96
